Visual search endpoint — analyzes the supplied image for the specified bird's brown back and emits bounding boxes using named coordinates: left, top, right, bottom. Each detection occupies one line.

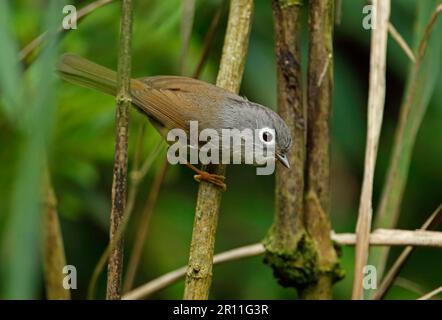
left=131, top=76, right=240, bottom=137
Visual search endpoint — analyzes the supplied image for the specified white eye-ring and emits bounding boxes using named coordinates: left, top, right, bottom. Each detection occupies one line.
left=258, top=127, right=275, bottom=145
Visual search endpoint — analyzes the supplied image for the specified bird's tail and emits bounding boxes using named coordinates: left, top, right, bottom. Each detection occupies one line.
left=57, top=53, right=118, bottom=96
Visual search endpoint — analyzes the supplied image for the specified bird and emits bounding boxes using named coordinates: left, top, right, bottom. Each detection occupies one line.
left=57, top=53, right=292, bottom=191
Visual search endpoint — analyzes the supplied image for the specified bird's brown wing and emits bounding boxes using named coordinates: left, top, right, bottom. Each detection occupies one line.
left=139, top=76, right=235, bottom=97
left=131, top=76, right=233, bottom=136
left=130, top=78, right=191, bottom=135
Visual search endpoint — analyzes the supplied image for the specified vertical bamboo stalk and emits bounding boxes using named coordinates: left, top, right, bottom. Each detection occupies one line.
left=352, top=0, right=390, bottom=300
left=42, top=168, right=70, bottom=300
left=371, top=2, right=442, bottom=281
left=183, top=0, right=254, bottom=300
left=263, top=0, right=310, bottom=291
left=123, top=4, right=221, bottom=292
left=302, top=0, right=339, bottom=299
left=106, top=0, right=133, bottom=300
left=271, top=0, right=305, bottom=253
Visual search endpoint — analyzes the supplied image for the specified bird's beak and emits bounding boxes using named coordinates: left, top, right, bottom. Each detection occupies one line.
left=276, top=153, right=290, bottom=169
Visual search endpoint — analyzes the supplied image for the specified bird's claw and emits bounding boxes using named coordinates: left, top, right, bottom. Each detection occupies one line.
left=194, top=172, right=226, bottom=191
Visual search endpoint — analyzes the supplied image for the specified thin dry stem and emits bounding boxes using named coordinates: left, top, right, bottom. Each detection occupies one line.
left=352, top=0, right=390, bottom=300
left=336, top=229, right=442, bottom=247
left=372, top=204, right=442, bottom=300
left=394, top=277, right=427, bottom=296
left=417, top=286, right=442, bottom=300
left=192, top=1, right=225, bottom=79
left=372, top=3, right=442, bottom=281
left=335, top=0, right=342, bottom=25
left=417, top=5, right=442, bottom=59
left=19, top=0, right=114, bottom=65
left=388, top=23, right=416, bottom=63
left=88, top=141, right=163, bottom=299
left=124, top=244, right=264, bottom=300
left=180, top=0, right=196, bottom=75
left=123, top=159, right=169, bottom=292
left=124, top=228, right=442, bottom=299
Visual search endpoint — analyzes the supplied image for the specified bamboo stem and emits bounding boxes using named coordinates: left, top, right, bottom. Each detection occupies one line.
left=352, top=0, right=390, bottom=300
left=263, top=0, right=308, bottom=291
left=106, top=0, right=133, bottom=300
left=302, top=0, right=338, bottom=299
left=123, top=4, right=222, bottom=291
left=88, top=140, right=163, bottom=299
left=372, top=2, right=442, bottom=281
left=183, top=0, right=254, bottom=300
left=336, top=229, right=442, bottom=247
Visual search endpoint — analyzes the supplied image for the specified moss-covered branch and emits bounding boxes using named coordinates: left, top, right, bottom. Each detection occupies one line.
left=263, top=0, right=314, bottom=290
left=302, top=0, right=342, bottom=299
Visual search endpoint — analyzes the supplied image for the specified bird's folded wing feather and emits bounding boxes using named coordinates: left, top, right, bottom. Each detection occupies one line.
left=132, top=76, right=235, bottom=134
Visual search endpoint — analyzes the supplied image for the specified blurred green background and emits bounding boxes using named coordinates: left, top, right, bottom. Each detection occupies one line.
left=0, top=0, right=441, bottom=299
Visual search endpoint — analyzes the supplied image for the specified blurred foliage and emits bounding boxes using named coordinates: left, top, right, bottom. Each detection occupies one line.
left=0, top=0, right=65, bottom=298
left=0, top=0, right=440, bottom=299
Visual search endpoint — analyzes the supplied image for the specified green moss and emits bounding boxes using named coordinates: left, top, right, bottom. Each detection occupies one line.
left=330, top=241, right=345, bottom=283
left=263, top=232, right=345, bottom=289
left=330, top=261, right=346, bottom=283
left=263, top=233, right=318, bottom=288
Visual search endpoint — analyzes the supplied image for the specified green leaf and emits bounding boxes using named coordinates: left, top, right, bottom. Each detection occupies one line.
left=2, top=0, right=64, bottom=299
left=0, top=1, right=24, bottom=122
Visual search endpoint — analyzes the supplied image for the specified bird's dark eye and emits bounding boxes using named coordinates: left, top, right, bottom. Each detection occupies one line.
left=262, top=131, right=272, bottom=142
left=259, top=127, right=275, bottom=144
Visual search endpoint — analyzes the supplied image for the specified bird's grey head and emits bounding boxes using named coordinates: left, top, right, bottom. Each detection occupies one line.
left=265, top=110, right=292, bottom=168
left=220, top=97, right=292, bottom=168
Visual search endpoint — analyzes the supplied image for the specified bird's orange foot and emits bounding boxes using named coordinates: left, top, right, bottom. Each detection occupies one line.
left=185, top=163, right=227, bottom=191
left=193, top=172, right=226, bottom=191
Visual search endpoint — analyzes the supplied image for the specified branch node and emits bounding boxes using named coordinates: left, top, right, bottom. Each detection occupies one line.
left=279, top=0, right=303, bottom=8
left=116, top=94, right=132, bottom=104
